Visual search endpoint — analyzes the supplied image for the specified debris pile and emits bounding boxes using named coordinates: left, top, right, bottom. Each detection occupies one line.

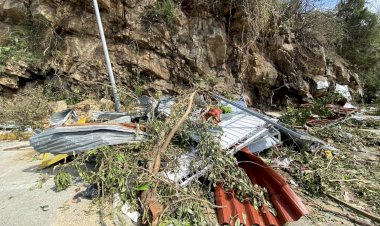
left=28, top=91, right=380, bottom=225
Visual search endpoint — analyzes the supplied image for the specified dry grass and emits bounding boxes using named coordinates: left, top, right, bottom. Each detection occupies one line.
left=0, top=86, right=52, bottom=128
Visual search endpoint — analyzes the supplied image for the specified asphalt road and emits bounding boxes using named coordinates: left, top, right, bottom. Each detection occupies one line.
left=0, top=141, right=103, bottom=226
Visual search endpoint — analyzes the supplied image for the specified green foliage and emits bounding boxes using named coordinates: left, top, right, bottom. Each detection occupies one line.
left=363, top=66, right=380, bottom=103
left=336, top=0, right=380, bottom=103
left=280, top=93, right=341, bottom=126
left=0, top=30, right=38, bottom=73
left=337, top=0, right=380, bottom=70
left=145, top=0, right=178, bottom=27
left=279, top=106, right=312, bottom=126
left=56, top=93, right=278, bottom=224
left=220, top=105, right=233, bottom=114
left=54, top=170, right=72, bottom=192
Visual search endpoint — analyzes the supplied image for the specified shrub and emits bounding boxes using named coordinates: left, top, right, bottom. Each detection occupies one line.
left=0, top=30, right=38, bottom=73
left=0, top=86, right=52, bottom=128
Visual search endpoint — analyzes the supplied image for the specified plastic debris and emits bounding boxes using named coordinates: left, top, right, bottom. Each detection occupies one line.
left=121, top=203, right=140, bottom=223
left=335, top=84, right=352, bottom=101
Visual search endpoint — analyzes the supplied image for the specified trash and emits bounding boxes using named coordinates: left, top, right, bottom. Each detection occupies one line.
left=211, top=92, right=326, bottom=146
left=0, top=123, right=20, bottom=130
left=121, top=203, right=140, bottom=223
left=316, top=80, right=329, bottom=90
left=82, top=184, right=99, bottom=199
left=324, top=150, right=333, bottom=158
left=29, top=124, right=146, bottom=154
left=156, top=96, right=174, bottom=118
left=343, top=103, right=357, bottom=109
left=93, top=112, right=130, bottom=122
left=166, top=110, right=282, bottom=186
left=135, top=95, right=157, bottom=120
left=50, top=109, right=78, bottom=126
left=272, top=157, right=292, bottom=169
left=335, top=84, right=352, bottom=102
left=40, top=205, right=49, bottom=211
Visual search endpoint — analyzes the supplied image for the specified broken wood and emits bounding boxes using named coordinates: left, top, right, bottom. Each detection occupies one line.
left=141, top=91, right=196, bottom=226
left=321, top=207, right=372, bottom=226
left=152, top=91, right=196, bottom=176
left=327, top=194, right=380, bottom=224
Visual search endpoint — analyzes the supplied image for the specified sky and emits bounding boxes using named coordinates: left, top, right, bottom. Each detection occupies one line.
left=319, top=0, right=380, bottom=13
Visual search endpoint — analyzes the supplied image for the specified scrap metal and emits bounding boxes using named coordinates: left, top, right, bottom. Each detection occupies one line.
left=211, top=92, right=326, bottom=145
left=30, top=124, right=146, bottom=155
left=50, top=109, right=78, bottom=126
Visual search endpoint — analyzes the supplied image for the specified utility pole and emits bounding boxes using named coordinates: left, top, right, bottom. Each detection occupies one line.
left=92, top=0, right=122, bottom=112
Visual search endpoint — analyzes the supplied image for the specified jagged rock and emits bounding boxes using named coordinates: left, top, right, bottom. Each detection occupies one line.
left=0, top=75, right=18, bottom=89
left=332, top=61, right=350, bottom=85
left=97, top=0, right=111, bottom=12
left=30, top=0, right=57, bottom=25
left=4, top=61, right=30, bottom=79
left=246, top=53, right=278, bottom=87
left=301, top=46, right=326, bottom=76
left=0, top=0, right=26, bottom=23
left=144, top=79, right=174, bottom=94
left=74, top=99, right=101, bottom=119
left=50, top=100, right=68, bottom=113
left=0, top=0, right=363, bottom=108
left=349, top=72, right=361, bottom=90
left=298, top=79, right=311, bottom=97
left=62, top=13, right=97, bottom=36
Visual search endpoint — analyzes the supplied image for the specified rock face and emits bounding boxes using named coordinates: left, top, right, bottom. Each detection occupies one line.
left=0, top=0, right=362, bottom=106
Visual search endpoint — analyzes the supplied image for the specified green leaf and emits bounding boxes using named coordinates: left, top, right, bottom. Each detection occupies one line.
left=235, top=218, right=241, bottom=226
left=243, top=213, right=247, bottom=224
left=135, top=183, right=150, bottom=191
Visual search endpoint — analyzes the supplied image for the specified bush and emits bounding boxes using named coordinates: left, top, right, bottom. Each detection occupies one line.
left=144, top=0, right=178, bottom=27
left=0, top=86, right=52, bottom=128
left=0, top=30, right=38, bottom=73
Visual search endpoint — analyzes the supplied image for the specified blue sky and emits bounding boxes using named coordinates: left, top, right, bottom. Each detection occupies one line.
left=318, top=0, right=380, bottom=12
left=319, top=0, right=340, bottom=9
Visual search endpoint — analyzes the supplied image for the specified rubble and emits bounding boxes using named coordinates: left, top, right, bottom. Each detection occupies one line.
left=24, top=91, right=380, bottom=225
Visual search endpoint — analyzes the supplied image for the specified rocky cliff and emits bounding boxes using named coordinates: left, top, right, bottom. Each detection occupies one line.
left=0, top=0, right=363, bottom=108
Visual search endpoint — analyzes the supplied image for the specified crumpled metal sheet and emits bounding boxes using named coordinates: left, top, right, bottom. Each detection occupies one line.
left=156, top=96, right=174, bottom=118
left=212, top=92, right=326, bottom=146
left=50, top=109, right=78, bottom=126
left=29, top=124, right=146, bottom=154
left=135, top=95, right=157, bottom=120
left=93, top=112, right=130, bottom=122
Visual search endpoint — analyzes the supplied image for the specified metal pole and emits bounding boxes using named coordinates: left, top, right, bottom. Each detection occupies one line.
left=93, top=0, right=122, bottom=112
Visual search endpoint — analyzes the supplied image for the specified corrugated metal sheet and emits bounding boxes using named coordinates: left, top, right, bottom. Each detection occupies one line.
left=30, top=124, right=146, bottom=154
left=166, top=113, right=281, bottom=186
left=215, top=147, right=308, bottom=226
left=218, top=113, right=268, bottom=150
left=211, top=92, right=326, bottom=146
left=50, top=109, right=78, bottom=126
